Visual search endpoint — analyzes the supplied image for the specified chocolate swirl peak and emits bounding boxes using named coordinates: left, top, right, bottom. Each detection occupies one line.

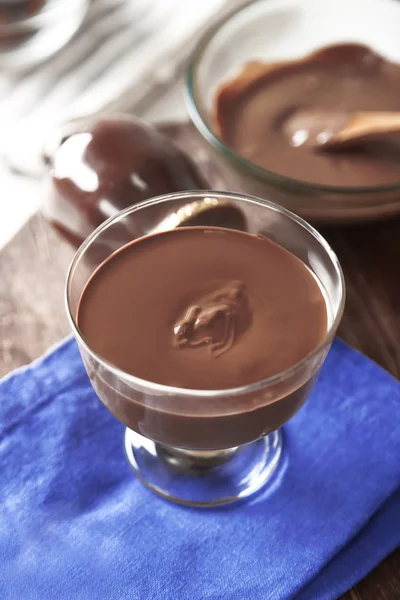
left=172, top=281, right=250, bottom=357
left=214, top=43, right=400, bottom=187
left=77, top=226, right=328, bottom=391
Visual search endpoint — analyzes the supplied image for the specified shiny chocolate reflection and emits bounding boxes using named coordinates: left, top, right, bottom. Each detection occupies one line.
left=45, top=116, right=208, bottom=246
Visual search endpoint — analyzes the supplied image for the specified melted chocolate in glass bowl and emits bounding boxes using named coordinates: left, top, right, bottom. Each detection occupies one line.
left=77, top=227, right=328, bottom=449
left=214, top=44, right=400, bottom=187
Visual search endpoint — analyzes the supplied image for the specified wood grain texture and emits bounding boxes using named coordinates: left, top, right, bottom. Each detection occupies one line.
left=0, top=122, right=399, bottom=600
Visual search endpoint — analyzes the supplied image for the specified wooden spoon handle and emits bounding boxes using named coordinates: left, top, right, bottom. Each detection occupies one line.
left=338, top=111, right=400, bottom=143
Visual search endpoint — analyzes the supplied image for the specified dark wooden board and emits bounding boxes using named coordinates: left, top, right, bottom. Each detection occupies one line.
left=0, top=122, right=399, bottom=600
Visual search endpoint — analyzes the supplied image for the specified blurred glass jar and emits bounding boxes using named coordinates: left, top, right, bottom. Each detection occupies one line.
left=0, top=0, right=89, bottom=69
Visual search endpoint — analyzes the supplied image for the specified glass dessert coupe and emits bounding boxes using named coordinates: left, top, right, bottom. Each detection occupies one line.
left=66, top=191, right=345, bottom=506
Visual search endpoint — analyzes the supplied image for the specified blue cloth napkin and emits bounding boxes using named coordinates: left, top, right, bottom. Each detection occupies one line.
left=0, top=338, right=400, bottom=600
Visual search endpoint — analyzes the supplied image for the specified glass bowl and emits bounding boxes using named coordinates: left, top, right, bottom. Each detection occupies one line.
left=186, top=0, right=400, bottom=223
left=66, top=191, right=345, bottom=506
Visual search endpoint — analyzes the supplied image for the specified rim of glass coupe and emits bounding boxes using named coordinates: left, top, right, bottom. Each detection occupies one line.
left=65, top=190, right=345, bottom=398
left=185, top=0, right=400, bottom=197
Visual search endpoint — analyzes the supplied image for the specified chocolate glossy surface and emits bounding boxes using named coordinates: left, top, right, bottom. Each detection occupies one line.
left=214, top=44, right=400, bottom=187
left=47, top=117, right=207, bottom=245
left=77, top=226, right=327, bottom=449
left=78, top=227, right=327, bottom=390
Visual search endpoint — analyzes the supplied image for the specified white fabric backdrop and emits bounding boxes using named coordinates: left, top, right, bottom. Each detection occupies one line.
left=0, top=0, right=243, bottom=248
